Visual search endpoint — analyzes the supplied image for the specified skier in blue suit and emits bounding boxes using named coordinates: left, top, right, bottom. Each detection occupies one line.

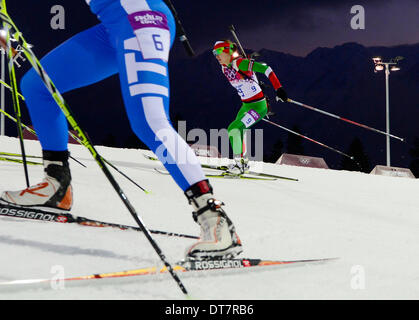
left=1, top=0, right=242, bottom=260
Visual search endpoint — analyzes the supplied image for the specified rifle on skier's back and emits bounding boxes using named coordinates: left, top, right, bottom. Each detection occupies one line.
left=229, top=24, right=275, bottom=117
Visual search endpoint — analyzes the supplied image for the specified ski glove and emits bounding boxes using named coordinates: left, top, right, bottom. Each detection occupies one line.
left=276, top=87, right=288, bottom=103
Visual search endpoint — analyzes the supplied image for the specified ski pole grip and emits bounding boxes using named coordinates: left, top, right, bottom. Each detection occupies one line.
left=0, top=33, right=17, bottom=56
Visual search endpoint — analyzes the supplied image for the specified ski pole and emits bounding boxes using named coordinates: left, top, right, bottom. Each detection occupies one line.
left=1, top=105, right=151, bottom=193
left=229, top=25, right=274, bottom=118
left=3, top=24, right=30, bottom=187
left=101, top=157, right=150, bottom=194
left=262, top=118, right=356, bottom=161
left=0, top=78, right=24, bottom=100
left=65, top=130, right=151, bottom=193
left=3, top=29, right=79, bottom=173
left=0, top=107, right=86, bottom=168
left=286, top=98, right=405, bottom=142
left=0, top=152, right=42, bottom=165
left=229, top=25, right=247, bottom=57
left=1, top=30, right=149, bottom=191
left=0, top=4, right=189, bottom=296
left=0, top=80, right=95, bottom=170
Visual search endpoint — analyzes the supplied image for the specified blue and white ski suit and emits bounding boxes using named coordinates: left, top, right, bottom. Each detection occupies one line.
left=21, top=0, right=205, bottom=191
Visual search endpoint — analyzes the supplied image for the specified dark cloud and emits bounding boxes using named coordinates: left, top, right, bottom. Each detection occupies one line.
left=5, top=0, right=419, bottom=58
left=175, top=0, right=388, bottom=32
left=172, top=0, right=418, bottom=56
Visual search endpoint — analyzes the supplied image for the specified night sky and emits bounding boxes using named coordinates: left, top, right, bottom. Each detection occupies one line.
left=173, top=0, right=419, bottom=57
left=5, top=0, right=419, bottom=60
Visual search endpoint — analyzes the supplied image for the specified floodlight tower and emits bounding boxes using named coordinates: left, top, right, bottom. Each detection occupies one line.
left=372, top=56, right=403, bottom=167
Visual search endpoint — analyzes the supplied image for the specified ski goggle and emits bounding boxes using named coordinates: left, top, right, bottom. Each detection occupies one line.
left=212, top=47, right=228, bottom=56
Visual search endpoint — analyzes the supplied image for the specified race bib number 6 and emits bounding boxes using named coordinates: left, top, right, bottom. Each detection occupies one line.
left=128, top=11, right=170, bottom=62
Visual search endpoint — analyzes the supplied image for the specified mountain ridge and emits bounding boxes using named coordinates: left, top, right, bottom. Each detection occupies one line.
left=168, top=41, right=419, bottom=170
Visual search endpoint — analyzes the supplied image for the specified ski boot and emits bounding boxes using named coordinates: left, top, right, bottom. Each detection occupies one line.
left=227, top=157, right=250, bottom=175
left=184, top=180, right=242, bottom=260
left=1, top=150, right=73, bottom=211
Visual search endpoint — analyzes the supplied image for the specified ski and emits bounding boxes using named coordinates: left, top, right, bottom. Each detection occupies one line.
left=204, top=173, right=277, bottom=181
left=0, top=1, right=191, bottom=295
left=154, top=167, right=277, bottom=181
left=143, top=153, right=159, bottom=161
left=177, top=257, right=338, bottom=272
left=0, top=152, right=42, bottom=159
left=0, top=257, right=338, bottom=287
left=0, top=201, right=198, bottom=239
left=0, top=156, right=42, bottom=165
left=144, top=153, right=298, bottom=181
left=200, top=163, right=299, bottom=181
left=153, top=167, right=170, bottom=175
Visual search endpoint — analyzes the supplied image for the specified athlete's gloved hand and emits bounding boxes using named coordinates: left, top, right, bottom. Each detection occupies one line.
left=275, top=87, right=288, bottom=103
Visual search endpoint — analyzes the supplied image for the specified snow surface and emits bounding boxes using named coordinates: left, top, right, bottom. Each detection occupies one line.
left=0, top=135, right=418, bottom=300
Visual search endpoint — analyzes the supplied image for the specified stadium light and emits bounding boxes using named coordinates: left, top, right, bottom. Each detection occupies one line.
left=372, top=56, right=404, bottom=167
left=374, top=64, right=384, bottom=72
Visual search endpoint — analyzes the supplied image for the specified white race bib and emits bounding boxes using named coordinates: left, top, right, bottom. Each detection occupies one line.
left=128, top=11, right=171, bottom=62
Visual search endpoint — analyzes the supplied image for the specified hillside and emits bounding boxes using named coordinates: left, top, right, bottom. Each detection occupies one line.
left=0, top=136, right=418, bottom=299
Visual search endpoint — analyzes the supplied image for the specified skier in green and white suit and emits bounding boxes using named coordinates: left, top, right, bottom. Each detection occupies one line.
left=213, top=40, right=288, bottom=173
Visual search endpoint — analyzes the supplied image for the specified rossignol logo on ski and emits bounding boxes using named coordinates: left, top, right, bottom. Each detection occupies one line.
left=193, top=259, right=243, bottom=270
left=56, top=215, right=68, bottom=223
left=242, top=259, right=251, bottom=267
left=0, top=206, right=56, bottom=221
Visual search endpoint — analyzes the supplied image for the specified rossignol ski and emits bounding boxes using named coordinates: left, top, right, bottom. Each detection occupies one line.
left=0, top=200, right=198, bottom=239
left=0, top=257, right=338, bottom=288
